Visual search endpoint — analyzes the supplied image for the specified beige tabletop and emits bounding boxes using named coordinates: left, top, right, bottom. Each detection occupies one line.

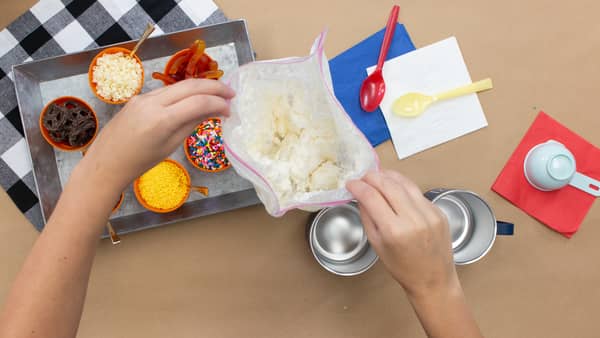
left=1, top=0, right=600, bottom=337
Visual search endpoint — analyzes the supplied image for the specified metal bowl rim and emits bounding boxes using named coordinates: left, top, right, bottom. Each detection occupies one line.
left=309, top=203, right=378, bottom=276
left=430, top=190, right=498, bottom=265
left=311, top=203, right=369, bottom=262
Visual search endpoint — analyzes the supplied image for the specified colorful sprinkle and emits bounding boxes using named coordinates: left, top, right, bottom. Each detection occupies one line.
left=186, top=118, right=230, bottom=172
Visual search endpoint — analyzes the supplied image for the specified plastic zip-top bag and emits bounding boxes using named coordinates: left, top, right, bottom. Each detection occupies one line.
left=222, top=31, right=378, bottom=217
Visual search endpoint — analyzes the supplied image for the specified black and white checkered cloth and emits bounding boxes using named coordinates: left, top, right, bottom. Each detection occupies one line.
left=0, top=0, right=228, bottom=229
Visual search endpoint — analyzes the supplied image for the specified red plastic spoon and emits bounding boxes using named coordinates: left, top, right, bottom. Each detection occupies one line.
left=359, top=5, right=400, bottom=112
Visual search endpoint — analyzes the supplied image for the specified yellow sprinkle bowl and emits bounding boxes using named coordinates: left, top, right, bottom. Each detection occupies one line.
left=134, top=159, right=191, bottom=213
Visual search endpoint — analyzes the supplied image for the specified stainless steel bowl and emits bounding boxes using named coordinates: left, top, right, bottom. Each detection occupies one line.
left=425, top=189, right=500, bottom=265
left=308, top=202, right=378, bottom=276
left=433, top=194, right=474, bottom=251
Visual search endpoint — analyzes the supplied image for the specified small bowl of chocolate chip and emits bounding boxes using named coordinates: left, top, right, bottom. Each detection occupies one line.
left=39, top=96, right=98, bottom=151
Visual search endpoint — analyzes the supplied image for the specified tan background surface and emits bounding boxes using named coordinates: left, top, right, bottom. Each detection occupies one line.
left=1, top=0, right=599, bottom=337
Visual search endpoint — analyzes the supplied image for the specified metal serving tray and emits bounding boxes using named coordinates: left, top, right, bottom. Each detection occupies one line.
left=13, top=20, right=260, bottom=236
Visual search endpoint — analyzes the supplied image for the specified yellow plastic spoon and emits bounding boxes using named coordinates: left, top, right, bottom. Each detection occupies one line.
left=391, top=78, right=493, bottom=117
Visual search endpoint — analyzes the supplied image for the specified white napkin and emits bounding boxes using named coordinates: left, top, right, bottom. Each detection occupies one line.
left=367, top=36, right=488, bottom=160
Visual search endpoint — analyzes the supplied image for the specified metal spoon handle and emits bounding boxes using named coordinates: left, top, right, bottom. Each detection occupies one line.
left=106, top=222, right=121, bottom=245
left=570, top=172, right=600, bottom=197
left=191, top=186, right=209, bottom=196
left=433, top=78, right=493, bottom=102
left=130, top=23, right=155, bottom=57
left=376, top=5, right=400, bottom=70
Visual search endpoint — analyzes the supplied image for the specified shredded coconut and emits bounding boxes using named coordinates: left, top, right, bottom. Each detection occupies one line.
left=92, top=52, right=142, bottom=102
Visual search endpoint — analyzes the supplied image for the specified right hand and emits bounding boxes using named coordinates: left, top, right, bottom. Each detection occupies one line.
left=346, top=170, right=458, bottom=298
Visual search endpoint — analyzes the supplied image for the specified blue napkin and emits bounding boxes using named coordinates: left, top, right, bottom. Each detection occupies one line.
left=330, top=24, right=415, bottom=147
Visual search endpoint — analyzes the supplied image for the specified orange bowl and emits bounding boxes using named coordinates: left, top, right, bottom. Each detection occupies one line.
left=39, top=96, right=98, bottom=152
left=183, top=141, right=230, bottom=173
left=112, top=192, right=124, bottom=213
left=133, top=159, right=191, bottom=213
left=183, top=119, right=231, bottom=173
left=158, top=48, right=191, bottom=86
left=88, top=47, right=144, bottom=104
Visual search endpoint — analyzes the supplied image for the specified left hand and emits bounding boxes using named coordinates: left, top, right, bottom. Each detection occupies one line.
left=80, top=79, right=234, bottom=192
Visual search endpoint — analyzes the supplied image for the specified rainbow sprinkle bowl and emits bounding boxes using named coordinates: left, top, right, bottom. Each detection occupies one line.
left=184, top=118, right=231, bottom=173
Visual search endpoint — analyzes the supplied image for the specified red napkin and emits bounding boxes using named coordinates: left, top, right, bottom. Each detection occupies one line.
left=492, top=112, right=600, bottom=238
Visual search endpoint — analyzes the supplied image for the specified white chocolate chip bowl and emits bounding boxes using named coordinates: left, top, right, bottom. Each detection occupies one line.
left=88, top=47, right=144, bottom=105
left=222, top=31, right=378, bottom=216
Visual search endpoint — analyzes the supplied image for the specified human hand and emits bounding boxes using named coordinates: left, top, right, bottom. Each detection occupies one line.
left=0, top=79, right=235, bottom=338
left=80, top=79, right=234, bottom=192
left=346, top=170, right=458, bottom=298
